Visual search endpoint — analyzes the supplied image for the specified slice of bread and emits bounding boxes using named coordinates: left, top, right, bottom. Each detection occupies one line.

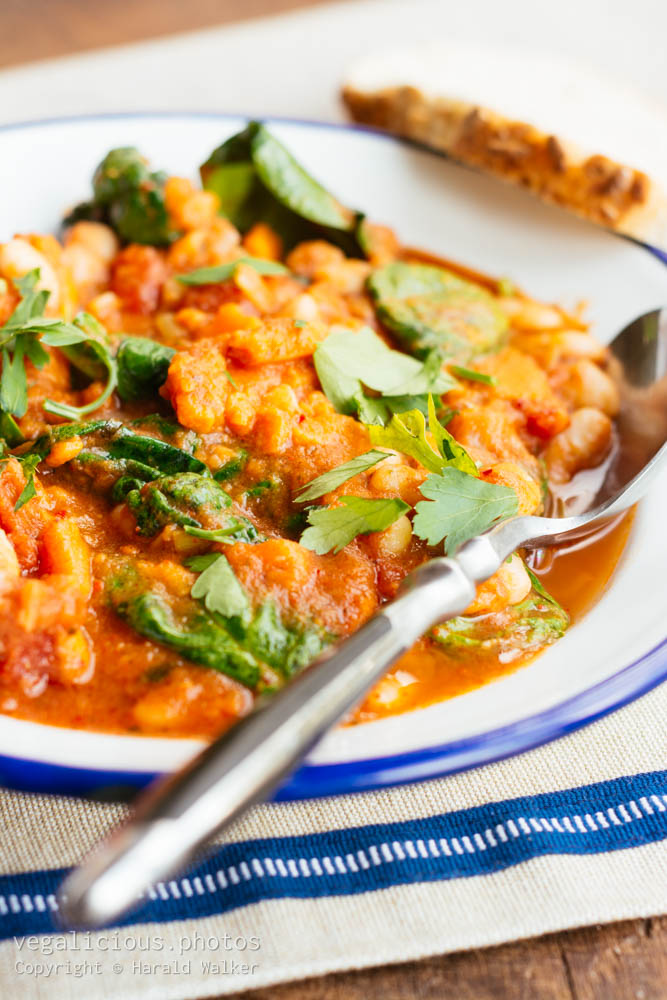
left=342, top=43, right=667, bottom=251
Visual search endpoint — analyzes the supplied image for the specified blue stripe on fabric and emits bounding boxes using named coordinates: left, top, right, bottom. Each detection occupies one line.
left=1, top=770, right=665, bottom=939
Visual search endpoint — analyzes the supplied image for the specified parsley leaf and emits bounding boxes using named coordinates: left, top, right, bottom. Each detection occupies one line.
left=367, top=396, right=477, bottom=476
left=188, top=552, right=250, bottom=618
left=295, top=449, right=387, bottom=502
left=449, top=364, right=495, bottom=386
left=0, top=271, right=88, bottom=423
left=13, top=453, right=41, bottom=511
left=176, top=257, right=288, bottom=285
left=369, top=409, right=443, bottom=474
left=42, top=313, right=118, bottom=420
left=426, top=394, right=477, bottom=476
left=0, top=272, right=89, bottom=350
left=0, top=342, right=28, bottom=417
left=300, top=496, right=410, bottom=555
left=0, top=275, right=117, bottom=425
left=313, top=326, right=454, bottom=425
left=413, top=467, right=518, bottom=554
left=0, top=411, right=24, bottom=447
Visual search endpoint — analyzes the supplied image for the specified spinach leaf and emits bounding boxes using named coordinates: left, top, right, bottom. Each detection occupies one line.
left=115, top=587, right=261, bottom=687
left=300, top=496, right=410, bottom=555
left=202, top=162, right=259, bottom=231
left=23, top=422, right=210, bottom=507
left=244, top=479, right=275, bottom=500
left=109, top=557, right=329, bottom=686
left=109, top=427, right=209, bottom=476
left=65, top=147, right=179, bottom=246
left=131, top=414, right=198, bottom=454
left=125, top=472, right=230, bottom=536
left=22, top=419, right=123, bottom=466
left=250, top=124, right=354, bottom=230
left=213, top=449, right=248, bottom=483
left=200, top=124, right=265, bottom=231
left=200, top=122, right=257, bottom=175
left=433, top=573, right=569, bottom=656
left=201, top=122, right=365, bottom=254
left=368, top=262, right=508, bottom=361
left=116, top=337, right=175, bottom=402
left=184, top=517, right=261, bottom=544
left=243, top=600, right=327, bottom=678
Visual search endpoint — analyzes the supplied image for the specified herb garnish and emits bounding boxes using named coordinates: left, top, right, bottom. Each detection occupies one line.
left=13, top=453, right=41, bottom=511
left=413, top=468, right=518, bottom=554
left=300, top=496, right=410, bottom=555
left=295, top=450, right=387, bottom=503
left=368, top=396, right=477, bottom=477
left=43, top=313, right=118, bottom=420
left=449, top=365, right=496, bottom=386
left=188, top=552, right=250, bottom=619
left=313, top=326, right=454, bottom=425
left=176, top=257, right=288, bottom=285
left=0, top=271, right=95, bottom=423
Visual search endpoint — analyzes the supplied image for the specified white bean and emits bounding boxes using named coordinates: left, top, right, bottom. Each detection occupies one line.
left=0, top=529, right=19, bottom=594
left=546, top=407, right=612, bottom=483
left=466, top=554, right=532, bottom=615
left=509, top=301, right=564, bottom=330
left=64, top=221, right=119, bottom=263
left=374, top=515, right=413, bottom=558
left=563, top=360, right=620, bottom=416
left=0, top=238, right=60, bottom=309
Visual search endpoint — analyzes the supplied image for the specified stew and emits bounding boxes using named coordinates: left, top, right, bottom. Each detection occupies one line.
left=0, top=123, right=629, bottom=737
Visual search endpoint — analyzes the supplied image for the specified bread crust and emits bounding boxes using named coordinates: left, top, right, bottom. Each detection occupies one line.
left=342, top=84, right=667, bottom=249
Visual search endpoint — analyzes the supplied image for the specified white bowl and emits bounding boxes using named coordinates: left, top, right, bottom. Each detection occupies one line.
left=0, top=112, right=665, bottom=799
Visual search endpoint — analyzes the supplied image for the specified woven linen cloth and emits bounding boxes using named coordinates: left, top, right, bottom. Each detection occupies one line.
left=0, top=2, right=666, bottom=996
left=0, top=684, right=665, bottom=998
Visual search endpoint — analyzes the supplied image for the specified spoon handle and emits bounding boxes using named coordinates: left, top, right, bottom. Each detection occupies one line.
left=58, top=553, right=483, bottom=929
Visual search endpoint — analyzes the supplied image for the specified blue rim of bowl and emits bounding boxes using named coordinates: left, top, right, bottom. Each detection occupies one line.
left=0, top=110, right=665, bottom=801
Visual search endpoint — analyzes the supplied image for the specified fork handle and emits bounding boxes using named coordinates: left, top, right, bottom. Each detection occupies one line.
left=58, top=547, right=497, bottom=929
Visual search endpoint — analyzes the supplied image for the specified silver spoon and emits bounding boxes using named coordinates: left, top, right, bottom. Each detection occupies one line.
left=59, top=306, right=667, bottom=928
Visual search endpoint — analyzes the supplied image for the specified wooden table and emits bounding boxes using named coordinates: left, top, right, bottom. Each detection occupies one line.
left=1, top=3, right=664, bottom=997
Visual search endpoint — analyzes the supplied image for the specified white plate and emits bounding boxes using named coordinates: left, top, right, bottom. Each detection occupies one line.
left=0, top=113, right=665, bottom=799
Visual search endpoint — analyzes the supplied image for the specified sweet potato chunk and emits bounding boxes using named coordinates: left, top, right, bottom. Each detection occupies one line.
left=227, top=318, right=326, bottom=365
left=41, top=519, right=91, bottom=596
left=162, top=339, right=230, bottom=432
